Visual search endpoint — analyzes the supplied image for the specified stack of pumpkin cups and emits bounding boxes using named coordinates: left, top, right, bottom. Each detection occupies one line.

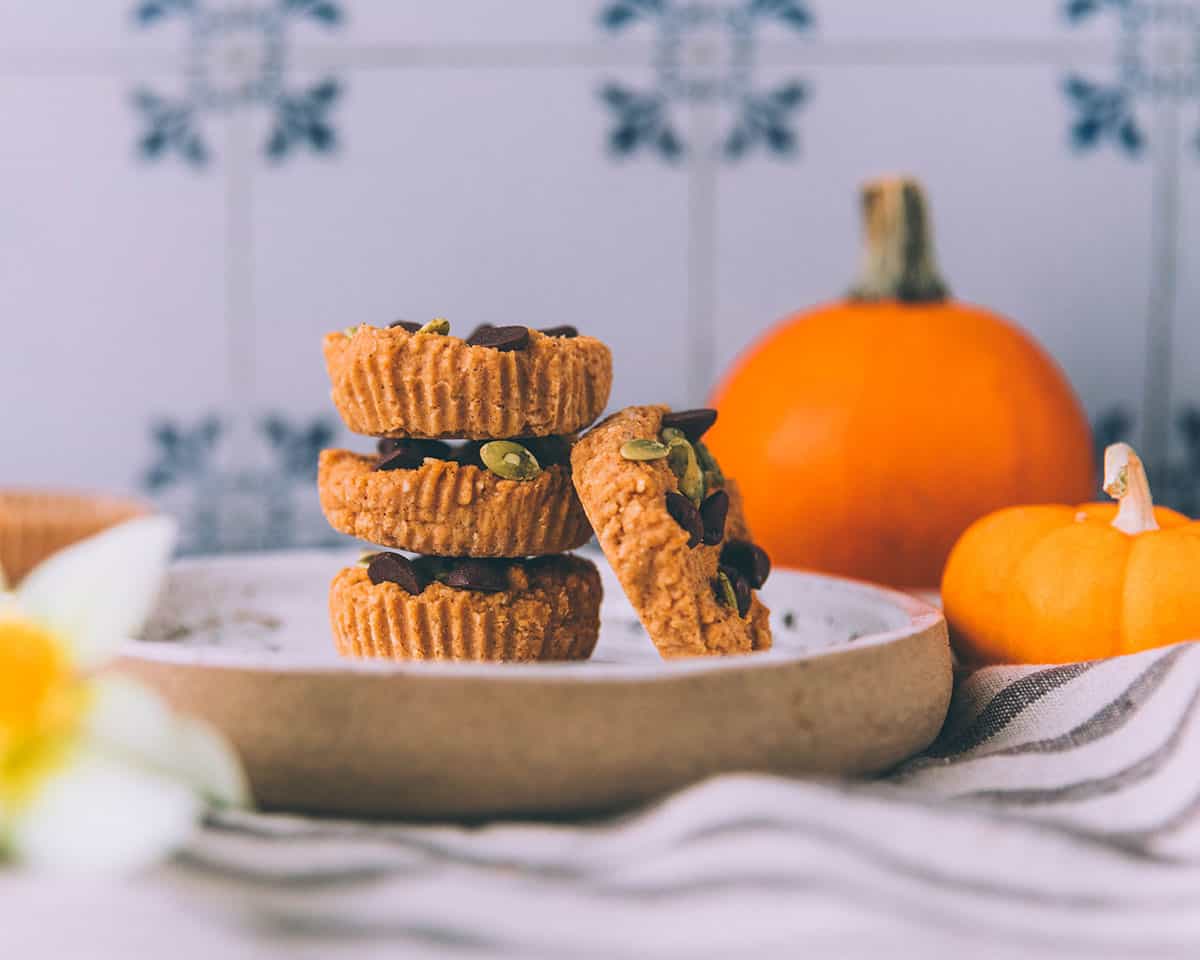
left=318, top=318, right=613, bottom=662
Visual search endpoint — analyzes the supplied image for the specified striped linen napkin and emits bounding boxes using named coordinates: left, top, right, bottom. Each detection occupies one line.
left=136, top=640, right=1200, bottom=958
left=10, top=642, right=1200, bottom=958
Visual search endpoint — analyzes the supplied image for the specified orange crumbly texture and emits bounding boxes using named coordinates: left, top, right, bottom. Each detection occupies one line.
left=323, top=326, right=613, bottom=439
left=329, top=555, right=602, bottom=662
left=0, top=491, right=148, bottom=585
left=571, top=405, right=771, bottom=658
left=318, top=449, right=592, bottom=557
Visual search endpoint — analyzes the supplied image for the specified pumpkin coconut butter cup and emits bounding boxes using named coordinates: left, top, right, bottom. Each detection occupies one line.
left=321, top=319, right=610, bottom=663
left=942, top=442, right=1200, bottom=666
left=322, top=321, right=613, bottom=440
left=0, top=489, right=150, bottom=586
left=318, top=439, right=593, bottom=558
left=570, top=404, right=772, bottom=659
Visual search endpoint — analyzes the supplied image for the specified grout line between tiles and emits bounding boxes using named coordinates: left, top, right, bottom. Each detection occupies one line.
left=1142, top=98, right=1180, bottom=475
left=224, top=107, right=257, bottom=471
left=686, top=103, right=718, bottom=406
left=0, top=38, right=1116, bottom=77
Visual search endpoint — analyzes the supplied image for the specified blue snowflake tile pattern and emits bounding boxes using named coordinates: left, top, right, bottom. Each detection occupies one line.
left=1062, top=0, right=1200, bottom=156
left=1063, top=74, right=1144, bottom=153
left=131, top=0, right=344, bottom=168
left=598, top=0, right=813, bottom=163
left=141, top=413, right=345, bottom=554
left=143, top=415, right=222, bottom=492
left=260, top=412, right=334, bottom=482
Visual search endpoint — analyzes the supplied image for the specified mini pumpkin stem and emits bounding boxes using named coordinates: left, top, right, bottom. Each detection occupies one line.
left=1103, top=442, right=1159, bottom=534
left=848, top=176, right=950, bottom=304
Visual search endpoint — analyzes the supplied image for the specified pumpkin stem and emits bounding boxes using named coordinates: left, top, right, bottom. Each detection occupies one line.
left=1103, top=442, right=1159, bottom=534
left=848, top=176, right=950, bottom=304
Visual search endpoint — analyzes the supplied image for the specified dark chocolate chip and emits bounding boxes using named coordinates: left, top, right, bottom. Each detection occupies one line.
left=442, top=558, right=510, bottom=593
left=414, top=439, right=453, bottom=459
left=519, top=435, right=571, bottom=467
left=447, top=441, right=484, bottom=467
left=367, top=553, right=427, bottom=594
left=665, top=492, right=703, bottom=548
left=465, top=325, right=530, bottom=352
left=720, top=564, right=753, bottom=617
left=539, top=325, right=578, bottom=338
left=661, top=408, right=718, bottom=443
left=376, top=437, right=453, bottom=460
left=720, top=538, right=771, bottom=589
left=466, top=323, right=495, bottom=341
left=699, top=490, right=729, bottom=546
left=375, top=447, right=428, bottom=471
left=389, top=320, right=422, bottom=332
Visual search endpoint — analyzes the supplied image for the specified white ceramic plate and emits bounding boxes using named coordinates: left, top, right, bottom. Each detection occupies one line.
left=117, top=549, right=952, bottom=818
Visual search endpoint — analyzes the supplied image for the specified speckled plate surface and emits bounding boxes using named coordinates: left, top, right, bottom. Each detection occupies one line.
left=117, top=549, right=952, bottom=818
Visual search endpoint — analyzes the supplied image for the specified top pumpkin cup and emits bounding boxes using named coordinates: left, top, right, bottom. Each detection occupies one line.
left=323, top=323, right=613, bottom=439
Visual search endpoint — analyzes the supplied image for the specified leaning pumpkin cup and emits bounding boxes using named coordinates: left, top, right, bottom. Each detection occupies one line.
left=942, top=443, right=1200, bottom=666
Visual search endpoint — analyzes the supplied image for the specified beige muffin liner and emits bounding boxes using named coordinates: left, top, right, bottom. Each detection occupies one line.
left=319, top=449, right=592, bottom=557
left=322, top=327, right=613, bottom=439
left=0, top=490, right=150, bottom=586
left=330, top=554, right=602, bottom=662
left=571, top=405, right=771, bottom=659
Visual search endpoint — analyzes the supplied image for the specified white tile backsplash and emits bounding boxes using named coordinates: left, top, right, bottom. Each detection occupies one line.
left=0, top=0, right=1194, bottom=541
left=0, top=72, right=229, bottom=491
left=292, top=1, right=601, bottom=50
left=716, top=61, right=1154, bottom=425
left=250, top=64, right=691, bottom=427
left=813, top=1, right=1086, bottom=44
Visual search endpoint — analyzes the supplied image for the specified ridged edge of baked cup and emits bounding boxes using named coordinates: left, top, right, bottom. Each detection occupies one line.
left=318, top=450, right=592, bottom=557
left=329, top=555, right=602, bottom=662
left=322, top=327, right=613, bottom=439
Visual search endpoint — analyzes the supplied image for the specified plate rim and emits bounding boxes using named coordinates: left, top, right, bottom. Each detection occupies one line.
left=122, top=549, right=947, bottom=683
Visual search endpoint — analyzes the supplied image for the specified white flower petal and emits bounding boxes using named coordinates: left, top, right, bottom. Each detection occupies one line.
left=10, top=746, right=200, bottom=872
left=17, top=516, right=176, bottom=668
left=86, top=676, right=248, bottom=809
left=85, top=675, right=175, bottom=759
left=172, top=716, right=250, bottom=809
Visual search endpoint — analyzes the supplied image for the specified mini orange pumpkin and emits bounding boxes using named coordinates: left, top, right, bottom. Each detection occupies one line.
left=942, top=443, right=1200, bottom=666
left=706, top=176, right=1094, bottom=589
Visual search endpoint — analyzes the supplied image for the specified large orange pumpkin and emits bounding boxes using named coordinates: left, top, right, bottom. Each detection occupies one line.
left=706, top=176, right=1094, bottom=588
left=943, top=443, right=1200, bottom=665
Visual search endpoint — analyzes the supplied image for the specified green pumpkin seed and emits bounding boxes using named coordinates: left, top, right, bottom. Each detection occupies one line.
left=417, top=317, right=450, bottom=335
left=480, top=440, right=542, bottom=480
left=620, top=438, right=670, bottom=461
left=343, top=325, right=358, bottom=339
left=665, top=438, right=690, bottom=476
left=666, top=436, right=705, bottom=506
left=660, top=427, right=687, bottom=444
left=695, top=441, right=725, bottom=498
left=715, top=571, right=738, bottom=611
left=696, top=440, right=724, bottom=482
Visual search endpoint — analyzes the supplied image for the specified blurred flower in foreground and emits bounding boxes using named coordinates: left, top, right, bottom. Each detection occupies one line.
left=0, top=517, right=247, bottom=871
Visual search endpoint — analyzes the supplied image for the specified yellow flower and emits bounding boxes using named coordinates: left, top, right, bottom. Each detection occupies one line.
left=0, top=517, right=247, bottom=871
